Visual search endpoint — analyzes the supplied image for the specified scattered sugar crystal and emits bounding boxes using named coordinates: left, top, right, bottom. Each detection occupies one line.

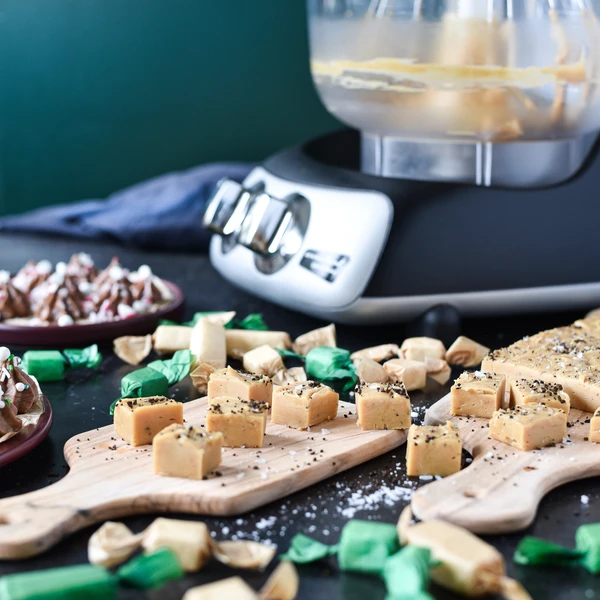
left=321, top=428, right=331, bottom=435
left=419, top=475, right=433, bottom=481
left=581, top=494, right=590, bottom=505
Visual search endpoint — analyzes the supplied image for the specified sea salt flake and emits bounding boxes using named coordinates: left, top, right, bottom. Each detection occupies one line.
left=321, top=428, right=331, bottom=435
left=581, top=494, right=590, bottom=505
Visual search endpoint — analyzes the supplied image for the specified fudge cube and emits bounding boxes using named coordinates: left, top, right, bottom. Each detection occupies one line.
left=183, top=577, right=258, bottom=600
left=383, top=359, right=426, bottom=391
left=510, top=378, right=570, bottom=414
left=406, top=422, right=462, bottom=477
left=590, top=407, right=600, bottom=443
left=206, top=396, right=269, bottom=448
left=208, top=366, right=272, bottom=405
left=142, top=518, right=211, bottom=572
left=271, top=381, right=339, bottom=430
left=120, top=367, right=169, bottom=399
left=355, top=381, right=411, bottom=430
left=451, top=371, right=506, bottom=418
left=153, top=424, right=223, bottom=479
left=489, top=404, right=567, bottom=451
left=114, top=396, right=183, bottom=446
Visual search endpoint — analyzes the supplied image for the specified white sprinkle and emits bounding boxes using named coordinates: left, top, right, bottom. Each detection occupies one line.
left=117, top=304, right=135, bottom=319
left=581, top=494, right=590, bottom=505
left=132, top=300, right=146, bottom=314
left=137, top=265, right=152, bottom=279
left=109, top=266, right=124, bottom=281
left=78, top=281, right=92, bottom=294
left=77, top=253, right=94, bottom=267
left=15, top=383, right=25, bottom=392
left=221, top=526, right=230, bottom=536
left=0, top=347, right=11, bottom=362
left=0, top=270, right=10, bottom=284
left=57, top=314, right=74, bottom=327
left=36, top=260, right=53, bottom=275
left=55, top=261, right=67, bottom=275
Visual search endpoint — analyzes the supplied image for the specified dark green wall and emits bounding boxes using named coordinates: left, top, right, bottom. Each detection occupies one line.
left=0, top=0, right=339, bottom=215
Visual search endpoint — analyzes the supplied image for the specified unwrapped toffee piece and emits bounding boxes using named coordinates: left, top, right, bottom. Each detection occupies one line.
left=114, top=396, right=183, bottom=446
left=117, top=547, right=184, bottom=589
left=451, top=371, right=506, bottom=419
left=0, top=564, right=117, bottom=600
left=446, top=336, right=490, bottom=367
left=355, top=381, right=411, bottom=431
left=406, top=422, right=462, bottom=477
left=22, top=350, right=65, bottom=382
left=510, top=378, right=570, bottom=413
left=207, top=396, right=269, bottom=448
left=292, top=323, right=336, bottom=356
left=208, top=366, right=272, bottom=405
left=271, top=381, right=338, bottom=430
left=489, top=404, right=567, bottom=451
left=142, top=518, right=212, bottom=572
left=153, top=424, right=223, bottom=480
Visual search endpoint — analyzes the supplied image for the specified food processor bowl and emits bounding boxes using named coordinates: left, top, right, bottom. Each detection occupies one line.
left=308, top=0, right=600, bottom=186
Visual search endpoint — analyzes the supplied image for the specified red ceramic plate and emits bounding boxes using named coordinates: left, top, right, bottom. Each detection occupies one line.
left=0, top=395, right=53, bottom=468
left=0, top=280, right=185, bottom=347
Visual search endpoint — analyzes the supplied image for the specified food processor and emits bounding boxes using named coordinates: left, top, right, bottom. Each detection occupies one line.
left=204, top=0, right=600, bottom=324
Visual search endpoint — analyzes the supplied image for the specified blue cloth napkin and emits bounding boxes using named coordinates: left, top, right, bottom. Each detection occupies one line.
left=0, top=163, right=253, bottom=251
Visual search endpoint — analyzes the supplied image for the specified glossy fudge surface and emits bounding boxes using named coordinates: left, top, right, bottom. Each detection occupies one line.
left=206, top=396, right=268, bottom=448
left=208, top=366, right=272, bottom=405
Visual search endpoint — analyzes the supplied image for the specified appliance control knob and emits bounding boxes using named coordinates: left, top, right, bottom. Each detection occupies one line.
left=238, top=192, right=293, bottom=256
left=203, top=179, right=251, bottom=237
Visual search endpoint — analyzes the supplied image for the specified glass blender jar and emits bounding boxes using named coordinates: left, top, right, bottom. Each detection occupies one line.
left=308, top=0, right=600, bottom=185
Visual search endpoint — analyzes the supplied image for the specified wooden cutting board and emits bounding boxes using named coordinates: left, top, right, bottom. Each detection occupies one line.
left=0, top=397, right=405, bottom=559
left=410, top=393, right=600, bottom=534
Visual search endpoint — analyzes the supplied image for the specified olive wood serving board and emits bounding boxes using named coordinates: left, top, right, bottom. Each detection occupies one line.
left=0, top=397, right=406, bottom=559
left=411, top=393, right=600, bottom=534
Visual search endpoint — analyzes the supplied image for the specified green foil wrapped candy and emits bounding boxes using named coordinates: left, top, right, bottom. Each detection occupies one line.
left=63, top=344, right=102, bottom=370
left=305, top=347, right=357, bottom=392
left=117, top=547, right=184, bottom=589
left=576, top=524, right=600, bottom=574
left=22, top=350, right=66, bottom=382
left=383, top=546, right=433, bottom=600
left=338, top=520, right=400, bottom=575
left=280, top=534, right=339, bottom=564
left=0, top=564, right=116, bottom=600
left=514, top=536, right=581, bottom=568
left=120, top=367, right=169, bottom=400
left=147, top=350, right=193, bottom=386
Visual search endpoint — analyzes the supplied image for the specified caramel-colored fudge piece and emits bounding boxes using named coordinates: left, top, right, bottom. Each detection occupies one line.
left=153, top=424, right=223, bottom=479
left=406, top=422, right=461, bottom=477
left=114, top=396, right=183, bottom=446
left=510, top=378, right=570, bottom=414
left=355, top=381, right=411, bottom=430
left=208, top=366, right=273, bottom=405
left=206, top=396, right=269, bottom=448
left=482, top=319, right=600, bottom=412
left=451, top=371, right=506, bottom=418
left=271, top=381, right=339, bottom=430
left=590, top=407, right=600, bottom=443
left=489, top=404, right=567, bottom=451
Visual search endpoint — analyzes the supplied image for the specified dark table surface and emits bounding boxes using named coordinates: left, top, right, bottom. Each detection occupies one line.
left=0, top=233, right=597, bottom=600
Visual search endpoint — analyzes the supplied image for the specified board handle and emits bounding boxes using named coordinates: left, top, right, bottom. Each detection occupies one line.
left=410, top=457, right=542, bottom=534
left=0, top=473, right=93, bottom=559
